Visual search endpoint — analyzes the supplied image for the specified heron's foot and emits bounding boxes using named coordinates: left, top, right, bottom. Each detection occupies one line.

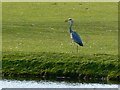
left=70, top=43, right=73, bottom=46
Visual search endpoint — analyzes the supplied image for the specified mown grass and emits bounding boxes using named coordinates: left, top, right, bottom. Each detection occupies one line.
left=2, top=2, right=118, bottom=54
left=2, top=2, right=119, bottom=82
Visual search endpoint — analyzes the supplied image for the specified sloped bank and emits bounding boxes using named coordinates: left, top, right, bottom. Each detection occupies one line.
left=2, top=52, right=120, bottom=82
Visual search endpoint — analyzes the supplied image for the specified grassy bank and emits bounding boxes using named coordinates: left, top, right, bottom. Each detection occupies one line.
left=2, top=52, right=120, bottom=81
left=2, top=2, right=119, bottom=82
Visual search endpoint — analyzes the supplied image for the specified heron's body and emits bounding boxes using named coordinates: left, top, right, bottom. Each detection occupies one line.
left=70, top=31, right=83, bottom=46
left=68, top=18, right=83, bottom=46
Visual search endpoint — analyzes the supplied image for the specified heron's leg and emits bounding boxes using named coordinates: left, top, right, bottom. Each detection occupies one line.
left=71, top=40, right=74, bottom=45
left=71, top=40, right=74, bottom=53
left=76, top=45, right=78, bottom=53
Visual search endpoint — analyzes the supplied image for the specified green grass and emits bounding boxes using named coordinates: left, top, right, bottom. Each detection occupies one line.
left=3, top=2, right=118, bottom=54
left=2, top=2, right=119, bottom=82
left=2, top=52, right=120, bottom=81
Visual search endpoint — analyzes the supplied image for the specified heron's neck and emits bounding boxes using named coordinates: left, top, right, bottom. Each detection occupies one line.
left=69, top=21, right=73, bottom=33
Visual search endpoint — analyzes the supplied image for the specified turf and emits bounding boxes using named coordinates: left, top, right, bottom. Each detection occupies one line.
left=2, top=2, right=118, bottom=54
left=2, top=2, right=119, bottom=82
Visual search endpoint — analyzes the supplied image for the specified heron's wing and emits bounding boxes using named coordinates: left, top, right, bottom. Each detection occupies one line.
left=72, top=31, right=83, bottom=46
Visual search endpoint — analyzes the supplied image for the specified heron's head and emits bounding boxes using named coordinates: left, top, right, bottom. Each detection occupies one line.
left=68, top=18, right=73, bottom=22
left=65, top=18, right=73, bottom=23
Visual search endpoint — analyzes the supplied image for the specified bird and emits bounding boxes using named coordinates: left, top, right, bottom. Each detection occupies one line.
left=65, top=18, right=83, bottom=52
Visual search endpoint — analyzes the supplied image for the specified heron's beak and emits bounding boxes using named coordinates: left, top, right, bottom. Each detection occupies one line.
left=65, top=20, right=68, bottom=22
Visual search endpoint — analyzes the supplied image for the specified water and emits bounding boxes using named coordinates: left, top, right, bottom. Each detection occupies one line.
left=0, top=79, right=118, bottom=89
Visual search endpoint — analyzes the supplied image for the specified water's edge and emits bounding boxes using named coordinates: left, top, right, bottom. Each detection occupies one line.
left=0, top=79, right=118, bottom=89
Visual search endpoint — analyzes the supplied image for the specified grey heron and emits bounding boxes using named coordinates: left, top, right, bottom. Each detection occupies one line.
left=65, top=18, right=83, bottom=52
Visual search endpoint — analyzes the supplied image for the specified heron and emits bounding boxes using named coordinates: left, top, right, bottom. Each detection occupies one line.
left=65, top=18, right=83, bottom=52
